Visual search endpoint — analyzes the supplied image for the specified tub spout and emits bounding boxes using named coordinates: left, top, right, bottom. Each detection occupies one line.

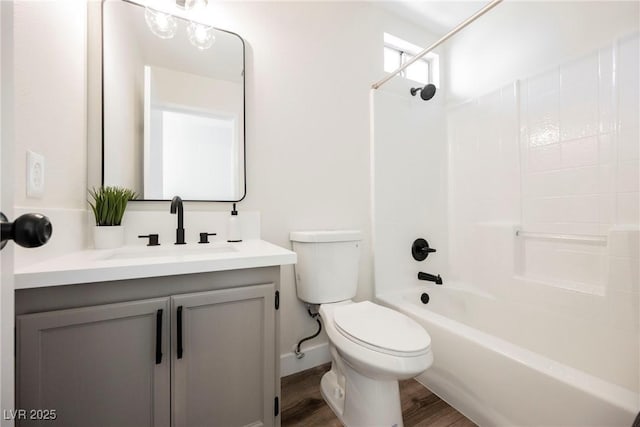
left=418, top=271, right=443, bottom=285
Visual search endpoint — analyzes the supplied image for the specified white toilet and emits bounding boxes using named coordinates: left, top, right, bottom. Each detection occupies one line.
left=290, top=230, right=433, bottom=427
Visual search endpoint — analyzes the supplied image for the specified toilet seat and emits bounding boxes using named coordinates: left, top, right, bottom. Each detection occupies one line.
left=333, top=301, right=431, bottom=357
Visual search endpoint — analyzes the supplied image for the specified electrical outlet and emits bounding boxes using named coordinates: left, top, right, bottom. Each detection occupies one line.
left=26, top=150, right=45, bottom=198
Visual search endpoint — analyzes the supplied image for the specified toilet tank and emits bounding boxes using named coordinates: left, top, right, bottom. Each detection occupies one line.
left=290, top=230, right=362, bottom=304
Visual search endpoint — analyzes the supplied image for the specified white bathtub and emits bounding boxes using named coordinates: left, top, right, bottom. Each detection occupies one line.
left=377, top=285, right=639, bottom=427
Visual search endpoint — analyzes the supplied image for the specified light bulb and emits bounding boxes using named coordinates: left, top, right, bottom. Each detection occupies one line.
left=176, top=0, right=208, bottom=11
left=187, top=21, right=215, bottom=50
left=175, top=0, right=194, bottom=10
left=145, top=7, right=177, bottom=39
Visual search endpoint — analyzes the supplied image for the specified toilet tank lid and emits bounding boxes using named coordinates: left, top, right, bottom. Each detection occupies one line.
left=290, top=230, right=362, bottom=243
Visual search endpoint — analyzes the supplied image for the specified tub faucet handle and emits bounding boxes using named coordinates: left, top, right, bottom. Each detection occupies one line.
left=412, top=238, right=436, bottom=261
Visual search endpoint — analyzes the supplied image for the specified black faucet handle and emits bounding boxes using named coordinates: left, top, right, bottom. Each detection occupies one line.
left=138, top=234, right=160, bottom=246
left=199, top=232, right=217, bottom=244
left=412, top=238, right=436, bottom=261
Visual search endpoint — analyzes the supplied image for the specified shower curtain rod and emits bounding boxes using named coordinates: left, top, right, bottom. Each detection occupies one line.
left=371, top=0, right=503, bottom=90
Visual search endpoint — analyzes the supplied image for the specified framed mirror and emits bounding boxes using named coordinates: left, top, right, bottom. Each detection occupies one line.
left=102, top=0, right=245, bottom=201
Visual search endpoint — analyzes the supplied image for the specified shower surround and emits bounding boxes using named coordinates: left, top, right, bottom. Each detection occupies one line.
left=373, top=33, right=639, bottom=426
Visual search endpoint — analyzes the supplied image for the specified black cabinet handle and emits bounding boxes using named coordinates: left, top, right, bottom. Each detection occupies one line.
left=155, top=309, right=163, bottom=364
left=177, top=306, right=183, bottom=359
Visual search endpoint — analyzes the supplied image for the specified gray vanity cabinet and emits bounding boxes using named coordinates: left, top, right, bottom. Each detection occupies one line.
left=171, top=284, right=276, bottom=427
left=17, top=298, right=171, bottom=427
left=16, top=273, right=280, bottom=427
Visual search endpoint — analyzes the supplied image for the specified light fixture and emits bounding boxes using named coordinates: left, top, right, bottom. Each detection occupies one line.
left=144, top=7, right=177, bottom=39
left=175, top=0, right=208, bottom=11
left=144, top=0, right=215, bottom=50
left=187, top=21, right=215, bottom=50
left=175, top=0, right=195, bottom=10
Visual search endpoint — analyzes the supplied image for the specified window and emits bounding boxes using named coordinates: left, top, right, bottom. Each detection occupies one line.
left=383, top=33, right=439, bottom=87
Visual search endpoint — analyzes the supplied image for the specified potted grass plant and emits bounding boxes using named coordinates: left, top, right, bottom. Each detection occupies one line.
left=89, top=186, right=137, bottom=249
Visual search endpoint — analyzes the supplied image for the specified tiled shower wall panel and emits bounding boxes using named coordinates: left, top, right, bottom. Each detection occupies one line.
left=616, top=34, right=640, bottom=224
left=519, top=33, right=639, bottom=293
left=520, top=33, right=639, bottom=235
left=448, top=33, right=639, bottom=294
left=447, top=84, right=520, bottom=292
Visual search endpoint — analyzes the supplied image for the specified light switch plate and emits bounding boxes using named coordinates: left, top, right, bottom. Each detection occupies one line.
left=26, top=150, right=45, bottom=198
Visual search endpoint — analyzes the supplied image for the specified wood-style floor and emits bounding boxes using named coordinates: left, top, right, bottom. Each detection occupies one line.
left=281, top=363, right=476, bottom=427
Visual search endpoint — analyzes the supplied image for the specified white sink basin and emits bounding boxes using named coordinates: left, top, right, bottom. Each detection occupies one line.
left=104, top=244, right=237, bottom=261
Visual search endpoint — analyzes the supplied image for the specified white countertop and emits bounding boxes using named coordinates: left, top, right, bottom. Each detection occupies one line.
left=15, top=239, right=297, bottom=289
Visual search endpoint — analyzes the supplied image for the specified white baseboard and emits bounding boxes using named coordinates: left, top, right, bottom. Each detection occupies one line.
left=280, top=342, right=331, bottom=377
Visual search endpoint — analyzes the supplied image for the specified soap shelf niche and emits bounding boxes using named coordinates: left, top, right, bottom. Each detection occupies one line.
left=513, top=227, right=609, bottom=295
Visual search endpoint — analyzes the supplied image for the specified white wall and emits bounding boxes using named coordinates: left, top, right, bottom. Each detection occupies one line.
left=12, top=1, right=440, bottom=372
left=103, top=0, right=143, bottom=192
left=445, top=1, right=640, bottom=104
left=150, top=66, right=242, bottom=116
left=13, top=1, right=88, bottom=269
left=1, top=1, right=16, bottom=420
left=372, top=77, right=448, bottom=297
left=212, top=2, right=441, bottom=368
left=13, top=1, right=87, bottom=209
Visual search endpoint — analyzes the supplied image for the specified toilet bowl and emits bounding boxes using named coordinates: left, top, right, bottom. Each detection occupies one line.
left=290, top=230, right=433, bottom=427
left=320, top=301, right=432, bottom=427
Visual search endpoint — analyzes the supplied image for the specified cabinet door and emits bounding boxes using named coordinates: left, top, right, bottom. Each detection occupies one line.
left=17, top=298, right=171, bottom=427
left=172, top=283, right=276, bottom=427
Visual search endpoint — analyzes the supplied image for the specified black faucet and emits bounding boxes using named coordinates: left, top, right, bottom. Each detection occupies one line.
left=418, top=272, right=443, bottom=285
left=170, top=196, right=186, bottom=245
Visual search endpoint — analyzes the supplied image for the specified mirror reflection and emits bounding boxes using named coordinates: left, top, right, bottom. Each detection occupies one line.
left=102, top=0, right=245, bottom=201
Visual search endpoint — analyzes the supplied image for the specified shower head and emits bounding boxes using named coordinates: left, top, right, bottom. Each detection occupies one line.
left=410, top=83, right=437, bottom=101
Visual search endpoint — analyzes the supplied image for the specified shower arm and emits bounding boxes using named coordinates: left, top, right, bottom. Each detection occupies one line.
left=371, top=0, right=503, bottom=90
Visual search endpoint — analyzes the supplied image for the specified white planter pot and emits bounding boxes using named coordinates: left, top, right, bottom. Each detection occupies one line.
left=93, top=225, right=124, bottom=249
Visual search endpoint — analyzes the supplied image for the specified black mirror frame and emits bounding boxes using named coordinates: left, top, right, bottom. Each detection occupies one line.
left=100, top=0, right=247, bottom=202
